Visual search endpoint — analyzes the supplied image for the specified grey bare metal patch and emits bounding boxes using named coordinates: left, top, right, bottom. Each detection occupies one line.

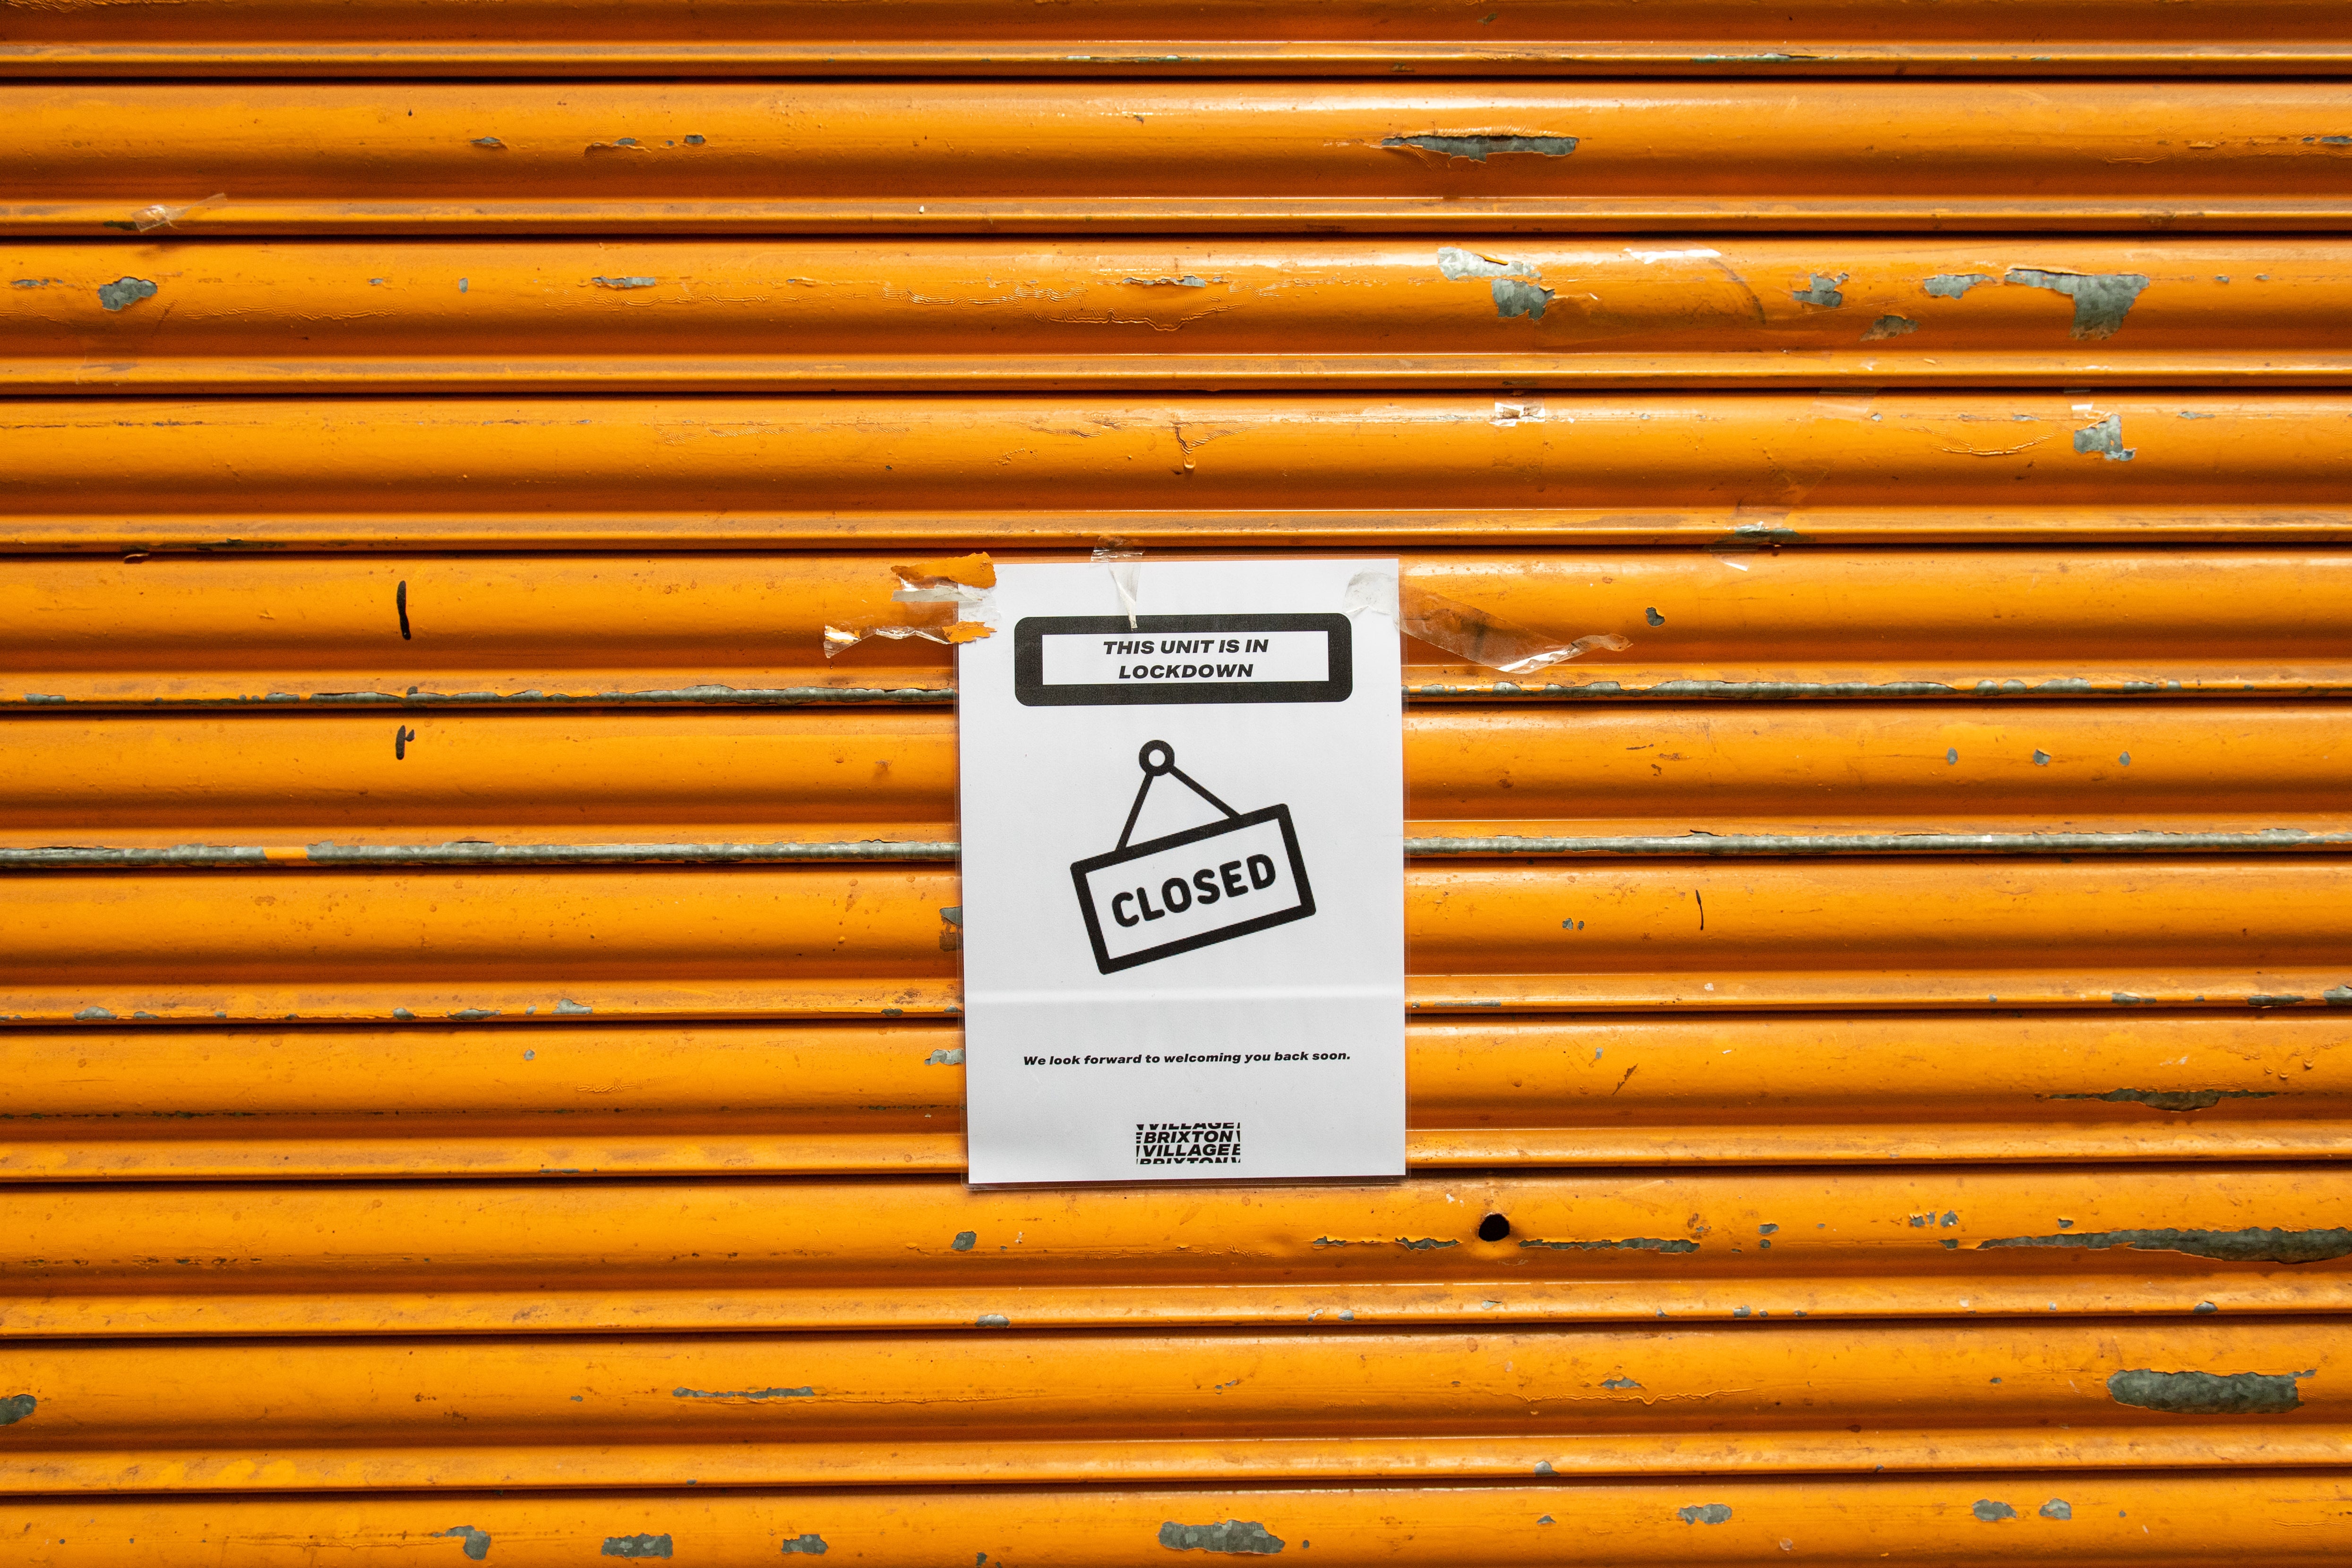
left=1381, top=133, right=1578, bottom=162
left=1436, top=247, right=1537, bottom=281
left=1977, top=1225, right=2352, bottom=1264
left=781, top=1535, right=828, bottom=1554
left=1677, top=1504, right=1732, bottom=1525
left=1790, top=273, right=1847, bottom=308
left=1520, top=1236, right=1698, bottom=1253
left=2108, top=1367, right=2313, bottom=1415
left=2045, top=1088, right=2275, bottom=1112
left=602, top=1535, right=672, bottom=1559
left=1159, top=1521, right=1286, bottom=1554
left=97, top=277, right=159, bottom=311
left=671, top=1385, right=813, bottom=1400
left=0, top=1394, right=33, bottom=1425
left=436, top=1526, right=492, bottom=1560
left=1973, top=1500, right=2017, bottom=1522
left=2073, top=412, right=2134, bottom=462
left=592, top=276, right=660, bottom=290
left=926, top=1046, right=966, bottom=1064
left=1923, top=273, right=1994, bottom=298
left=1490, top=278, right=1554, bottom=320
left=2004, top=267, right=2153, bottom=340
left=1862, top=314, right=1917, bottom=340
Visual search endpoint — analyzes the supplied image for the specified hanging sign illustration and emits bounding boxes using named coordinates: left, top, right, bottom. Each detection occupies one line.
left=1071, top=739, right=1313, bottom=974
left=958, top=558, right=1404, bottom=1188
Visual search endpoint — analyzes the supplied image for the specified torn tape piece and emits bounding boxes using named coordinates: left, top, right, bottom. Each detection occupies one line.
left=1399, top=583, right=1630, bottom=676
left=824, top=554, right=998, bottom=658
left=1092, top=545, right=1143, bottom=630
left=132, top=193, right=226, bottom=232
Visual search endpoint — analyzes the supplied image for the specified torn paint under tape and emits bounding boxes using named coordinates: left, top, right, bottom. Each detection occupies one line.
left=822, top=553, right=998, bottom=658
left=1349, top=574, right=1631, bottom=676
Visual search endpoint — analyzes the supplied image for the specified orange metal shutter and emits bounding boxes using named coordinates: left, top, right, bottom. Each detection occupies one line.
left=2, top=3, right=2351, bottom=1562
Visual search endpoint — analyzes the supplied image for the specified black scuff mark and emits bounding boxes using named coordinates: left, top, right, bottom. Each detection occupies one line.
left=1520, top=1235, right=1696, bottom=1253
left=2046, top=1088, right=2275, bottom=1113
left=436, top=1526, right=492, bottom=1560
left=1790, top=272, right=1847, bottom=308
left=395, top=724, right=417, bottom=760
left=1381, top=133, right=1577, bottom=162
left=97, top=277, right=159, bottom=312
left=1977, top=1225, right=2352, bottom=1264
left=2004, top=267, right=2154, bottom=340
left=601, top=1536, right=671, bottom=1559
left=1159, top=1520, right=1285, bottom=1554
left=396, top=579, right=412, bottom=640
left=2107, top=1367, right=2312, bottom=1415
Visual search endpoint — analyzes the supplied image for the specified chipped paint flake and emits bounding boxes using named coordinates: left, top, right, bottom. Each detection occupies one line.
left=1862, top=314, right=1917, bottom=340
left=1490, top=278, right=1554, bottom=321
left=1521, top=1236, right=1698, bottom=1253
left=671, top=1385, right=813, bottom=1401
left=1923, top=272, right=1994, bottom=298
left=781, top=1535, right=828, bottom=1555
left=2073, top=412, right=2134, bottom=462
left=592, top=276, right=659, bottom=290
left=2004, top=267, right=2153, bottom=340
left=96, top=277, right=158, bottom=312
left=1973, top=1500, right=2018, bottom=1523
left=2108, top=1367, right=2311, bottom=1415
left=436, top=1526, right=492, bottom=1560
left=1159, top=1520, right=1286, bottom=1555
left=1978, top=1225, right=2352, bottom=1264
left=2046, top=1088, right=2274, bottom=1112
left=1790, top=273, right=1848, bottom=308
left=1436, top=247, right=1538, bottom=281
left=1677, top=1504, right=1733, bottom=1525
left=1381, top=133, right=1577, bottom=162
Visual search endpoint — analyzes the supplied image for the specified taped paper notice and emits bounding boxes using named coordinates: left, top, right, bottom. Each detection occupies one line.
left=822, top=553, right=998, bottom=658
left=958, top=558, right=1405, bottom=1186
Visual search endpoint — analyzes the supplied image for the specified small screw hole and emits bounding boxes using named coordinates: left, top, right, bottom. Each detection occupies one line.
left=1478, top=1213, right=1511, bottom=1242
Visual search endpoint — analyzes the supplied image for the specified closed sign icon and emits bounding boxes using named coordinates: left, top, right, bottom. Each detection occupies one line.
left=1071, top=740, right=1314, bottom=974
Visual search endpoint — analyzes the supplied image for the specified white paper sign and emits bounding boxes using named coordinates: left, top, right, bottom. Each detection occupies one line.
left=958, top=558, right=1405, bottom=1185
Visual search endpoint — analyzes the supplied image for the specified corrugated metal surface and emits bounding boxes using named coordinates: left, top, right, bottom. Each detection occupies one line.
left=3, top=0, right=2348, bottom=77
left=4, top=9, right=2349, bottom=1565
left=7, top=82, right=2352, bottom=233
left=7, top=239, right=2351, bottom=389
